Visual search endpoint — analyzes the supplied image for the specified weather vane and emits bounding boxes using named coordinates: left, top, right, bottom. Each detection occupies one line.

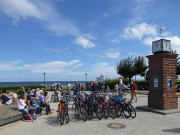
left=159, top=25, right=166, bottom=35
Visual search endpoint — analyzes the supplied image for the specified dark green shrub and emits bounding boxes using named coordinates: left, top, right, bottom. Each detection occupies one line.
left=0, top=85, right=46, bottom=95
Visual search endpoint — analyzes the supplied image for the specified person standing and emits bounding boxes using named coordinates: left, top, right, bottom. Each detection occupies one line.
left=36, top=88, right=40, bottom=98
left=67, top=83, right=71, bottom=91
left=114, top=83, right=119, bottom=94
left=118, top=77, right=124, bottom=94
left=92, top=81, right=97, bottom=93
left=119, top=77, right=123, bottom=84
left=20, top=87, right=26, bottom=96
left=74, top=82, right=80, bottom=95
left=131, top=81, right=137, bottom=102
left=81, top=83, right=84, bottom=90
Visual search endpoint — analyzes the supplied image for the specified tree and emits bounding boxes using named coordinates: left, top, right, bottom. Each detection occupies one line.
left=116, top=56, right=148, bottom=83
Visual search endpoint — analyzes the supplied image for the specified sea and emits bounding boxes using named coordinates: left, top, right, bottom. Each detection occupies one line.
left=0, top=81, right=87, bottom=87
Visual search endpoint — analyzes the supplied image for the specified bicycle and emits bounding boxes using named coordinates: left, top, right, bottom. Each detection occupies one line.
left=57, top=92, right=69, bottom=125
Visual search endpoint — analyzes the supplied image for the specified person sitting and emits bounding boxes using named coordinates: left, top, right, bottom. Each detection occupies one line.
left=1, top=89, right=17, bottom=104
left=39, top=91, right=52, bottom=115
left=34, top=98, right=42, bottom=114
left=18, top=94, right=35, bottom=122
left=26, top=95, right=35, bottom=116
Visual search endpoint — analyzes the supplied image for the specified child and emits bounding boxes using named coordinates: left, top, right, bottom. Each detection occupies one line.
left=34, top=98, right=42, bottom=114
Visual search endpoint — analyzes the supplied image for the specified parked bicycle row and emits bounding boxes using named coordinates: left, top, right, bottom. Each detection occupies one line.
left=56, top=91, right=136, bottom=125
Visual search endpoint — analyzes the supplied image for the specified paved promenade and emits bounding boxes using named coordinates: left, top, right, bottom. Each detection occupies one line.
left=0, top=92, right=180, bottom=135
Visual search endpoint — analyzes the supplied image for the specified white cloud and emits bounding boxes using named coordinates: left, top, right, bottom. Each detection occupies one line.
left=111, top=39, right=120, bottom=43
left=11, top=60, right=22, bottom=64
left=0, top=60, right=83, bottom=74
left=74, top=36, right=95, bottom=48
left=106, top=51, right=120, bottom=58
left=44, top=48, right=60, bottom=53
left=0, top=63, right=23, bottom=71
left=82, top=33, right=96, bottom=40
left=91, top=62, right=117, bottom=79
left=52, top=49, right=60, bottom=53
left=0, top=0, right=46, bottom=25
left=0, top=0, right=81, bottom=36
left=123, top=23, right=157, bottom=39
left=128, top=52, right=136, bottom=56
left=87, top=53, right=105, bottom=58
left=142, top=37, right=161, bottom=46
left=73, top=63, right=83, bottom=68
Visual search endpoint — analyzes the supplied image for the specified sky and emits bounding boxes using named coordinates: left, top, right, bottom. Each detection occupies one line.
left=0, top=0, right=180, bottom=82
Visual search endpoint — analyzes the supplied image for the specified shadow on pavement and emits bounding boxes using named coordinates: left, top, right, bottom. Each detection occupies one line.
left=44, top=113, right=131, bottom=127
left=162, top=128, right=180, bottom=134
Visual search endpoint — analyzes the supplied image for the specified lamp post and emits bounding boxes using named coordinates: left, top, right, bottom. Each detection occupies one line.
left=85, top=73, right=87, bottom=90
left=85, top=73, right=87, bottom=83
left=43, top=72, right=46, bottom=86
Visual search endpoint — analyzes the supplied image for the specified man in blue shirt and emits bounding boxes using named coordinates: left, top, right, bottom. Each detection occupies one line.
left=39, top=91, right=51, bottom=115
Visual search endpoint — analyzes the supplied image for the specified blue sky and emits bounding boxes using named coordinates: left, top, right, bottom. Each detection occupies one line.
left=0, top=0, right=180, bottom=82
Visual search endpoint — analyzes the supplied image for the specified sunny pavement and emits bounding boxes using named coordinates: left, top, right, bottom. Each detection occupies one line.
left=0, top=92, right=180, bottom=135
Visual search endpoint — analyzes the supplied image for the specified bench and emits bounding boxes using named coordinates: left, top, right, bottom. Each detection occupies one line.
left=0, top=104, right=23, bottom=126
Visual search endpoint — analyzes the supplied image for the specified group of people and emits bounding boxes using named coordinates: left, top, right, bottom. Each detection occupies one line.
left=0, top=87, right=53, bottom=123
left=0, top=88, right=18, bottom=105
left=114, top=77, right=138, bottom=102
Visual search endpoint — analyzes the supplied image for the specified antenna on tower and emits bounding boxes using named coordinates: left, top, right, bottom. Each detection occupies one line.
left=159, top=25, right=166, bottom=35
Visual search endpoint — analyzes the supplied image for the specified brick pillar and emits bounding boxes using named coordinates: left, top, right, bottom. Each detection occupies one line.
left=146, top=52, right=178, bottom=110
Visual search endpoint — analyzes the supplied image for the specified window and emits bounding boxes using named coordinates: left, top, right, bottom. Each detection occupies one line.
left=154, top=78, right=158, bottom=88
left=167, top=78, right=172, bottom=88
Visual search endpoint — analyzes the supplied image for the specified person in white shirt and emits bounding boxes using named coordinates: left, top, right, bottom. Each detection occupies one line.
left=119, top=77, right=123, bottom=84
left=67, top=83, right=71, bottom=91
left=36, top=88, right=40, bottom=98
left=18, top=94, right=35, bottom=122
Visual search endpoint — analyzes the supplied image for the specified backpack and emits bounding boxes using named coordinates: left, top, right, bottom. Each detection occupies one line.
left=25, top=113, right=33, bottom=120
left=33, top=114, right=39, bottom=121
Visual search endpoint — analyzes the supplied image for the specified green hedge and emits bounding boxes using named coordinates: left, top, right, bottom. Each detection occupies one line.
left=176, top=80, right=180, bottom=85
left=0, top=85, right=46, bottom=95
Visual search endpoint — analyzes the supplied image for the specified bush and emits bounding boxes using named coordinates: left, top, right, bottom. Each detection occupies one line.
left=135, top=80, right=148, bottom=90
left=0, top=85, right=46, bottom=95
left=101, top=79, right=148, bottom=90
left=86, top=79, right=180, bottom=91
left=176, top=80, right=180, bottom=85
left=105, top=78, right=129, bottom=90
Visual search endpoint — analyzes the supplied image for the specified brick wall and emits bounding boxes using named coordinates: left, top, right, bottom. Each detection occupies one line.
left=146, top=52, right=178, bottom=110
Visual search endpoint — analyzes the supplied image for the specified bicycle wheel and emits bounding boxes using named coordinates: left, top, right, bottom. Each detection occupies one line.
left=129, top=105, right=136, bottom=119
left=116, top=104, right=123, bottom=117
left=64, top=112, right=69, bottom=124
left=96, top=106, right=102, bottom=120
left=123, top=104, right=131, bottom=118
left=103, top=103, right=109, bottom=119
left=57, top=113, right=64, bottom=125
left=72, top=103, right=75, bottom=111
left=75, top=104, right=80, bottom=119
left=88, top=111, right=93, bottom=120
left=80, top=105, right=87, bottom=122
left=109, top=103, right=117, bottom=119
